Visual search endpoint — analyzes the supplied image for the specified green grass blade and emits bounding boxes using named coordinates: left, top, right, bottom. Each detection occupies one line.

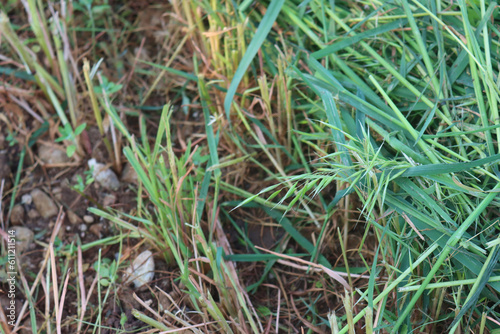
left=263, top=207, right=331, bottom=268
left=312, top=19, right=407, bottom=58
left=223, top=0, right=285, bottom=121
left=397, top=154, right=500, bottom=177
left=319, top=90, right=351, bottom=167
left=136, top=58, right=197, bottom=81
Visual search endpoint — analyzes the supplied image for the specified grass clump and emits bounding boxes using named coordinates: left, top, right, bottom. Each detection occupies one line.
left=274, top=1, right=500, bottom=332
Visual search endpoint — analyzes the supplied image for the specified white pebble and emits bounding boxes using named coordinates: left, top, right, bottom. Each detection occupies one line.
left=125, top=250, right=155, bottom=288
left=83, top=215, right=94, bottom=224
left=87, top=158, right=120, bottom=190
left=21, top=194, right=32, bottom=205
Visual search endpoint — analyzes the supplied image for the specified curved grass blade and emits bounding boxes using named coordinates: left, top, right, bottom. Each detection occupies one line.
left=397, top=153, right=500, bottom=177
left=423, top=123, right=500, bottom=139
left=312, top=19, right=408, bottom=59
left=320, top=90, right=352, bottom=167
left=223, top=0, right=285, bottom=121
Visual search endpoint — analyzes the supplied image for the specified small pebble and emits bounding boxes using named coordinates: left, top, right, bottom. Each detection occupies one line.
left=10, top=205, right=25, bottom=225
left=79, top=224, right=88, bottom=232
left=21, top=194, right=32, bottom=205
left=121, top=163, right=138, bottom=184
left=125, top=250, right=155, bottom=288
left=38, top=144, right=70, bottom=164
left=89, top=223, right=103, bottom=238
left=67, top=210, right=83, bottom=225
left=31, top=188, right=58, bottom=218
left=27, top=209, right=40, bottom=219
left=83, top=215, right=94, bottom=224
left=52, top=187, right=63, bottom=201
left=102, top=194, right=116, bottom=207
left=12, top=226, right=34, bottom=254
left=88, top=159, right=120, bottom=190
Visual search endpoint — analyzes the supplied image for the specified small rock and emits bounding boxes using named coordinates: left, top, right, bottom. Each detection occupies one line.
left=67, top=210, right=82, bottom=225
left=10, top=205, right=25, bottom=225
left=102, top=194, right=116, bottom=207
left=31, top=189, right=58, bottom=218
left=88, top=159, right=120, bottom=190
left=79, top=224, right=87, bottom=232
left=83, top=215, right=94, bottom=224
left=121, top=163, right=138, bottom=184
left=125, top=250, right=155, bottom=288
left=52, top=187, right=62, bottom=201
left=38, top=144, right=70, bottom=164
left=12, top=226, right=34, bottom=254
left=89, top=223, right=103, bottom=238
left=27, top=209, right=39, bottom=219
left=21, top=194, right=32, bottom=205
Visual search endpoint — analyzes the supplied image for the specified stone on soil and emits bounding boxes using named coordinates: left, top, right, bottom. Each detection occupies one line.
left=52, top=187, right=62, bottom=201
left=21, top=194, right=32, bottom=205
left=67, top=210, right=82, bottom=225
left=10, top=204, right=24, bottom=225
left=89, top=223, right=103, bottom=238
left=125, top=250, right=155, bottom=288
left=88, top=159, right=120, bottom=190
left=83, top=215, right=94, bottom=224
left=102, top=194, right=116, bottom=207
left=38, top=144, right=70, bottom=164
left=31, top=188, right=58, bottom=218
left=12, top=226, right=34, bottom=254
left=27, top=209, right=39, bottom=219
left=121, top=163, right=138, bottom=184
